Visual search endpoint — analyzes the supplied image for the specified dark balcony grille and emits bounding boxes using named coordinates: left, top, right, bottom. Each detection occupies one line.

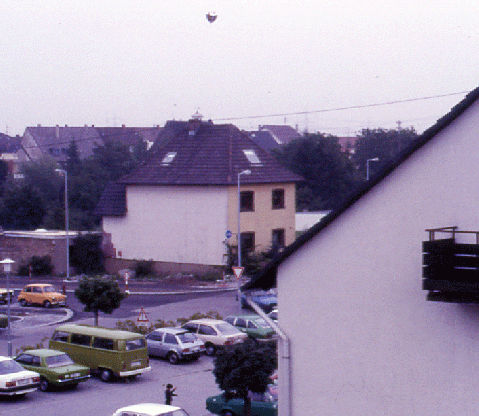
left=423, top=227, right=479, bottom=303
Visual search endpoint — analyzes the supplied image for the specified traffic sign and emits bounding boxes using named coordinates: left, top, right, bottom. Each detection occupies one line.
left=225, top=230, right=233, bottom=239
left=137, top=307, right=149, bottom=327
left=232, top=266, right=244, bottom=280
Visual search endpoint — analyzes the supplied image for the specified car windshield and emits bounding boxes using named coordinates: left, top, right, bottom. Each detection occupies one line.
left=45, top=353, right=75, bottom=368
left=43, top=286, right=56, bottom=293
left=216, top=323, right=241, bottom=335
left=0, top=359, right=26, bottom=375
left=177, top=332, right=197, bottom=343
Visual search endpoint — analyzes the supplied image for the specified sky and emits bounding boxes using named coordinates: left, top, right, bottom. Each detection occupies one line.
left=1, top=1, right=478, bottom=137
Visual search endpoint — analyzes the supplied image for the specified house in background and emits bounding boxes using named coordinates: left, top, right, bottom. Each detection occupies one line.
left=95, top=115, right=302, bottom=275
left=243, top=87, right=479, bottom=416
left=20, top=125, right=162, bottom=165
left=248, top=124, right=302, bottom=153
left=0, top=133, right=26, bottom=178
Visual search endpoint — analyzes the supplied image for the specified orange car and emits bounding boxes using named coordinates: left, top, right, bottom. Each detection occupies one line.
left=17, top=284, right=66, bottom=308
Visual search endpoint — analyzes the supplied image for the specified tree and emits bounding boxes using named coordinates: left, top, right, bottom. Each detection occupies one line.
left=353, top=127, right=419, bottom=179
left=273, top=134, right=360, bottom=211
left=212, top=339, right=277, bottom=416
left=0, top=183, right=46, bottom=229
left=74, top=276, right=126, bottom=326
left=70, top=234, right=105, bottom=274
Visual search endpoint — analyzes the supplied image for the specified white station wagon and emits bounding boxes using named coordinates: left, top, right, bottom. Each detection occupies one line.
left=0, top=355, right=40, bottom=396
left=112, top=403, right=190, bottom=416
left=181, top=318, right=248, bottom=356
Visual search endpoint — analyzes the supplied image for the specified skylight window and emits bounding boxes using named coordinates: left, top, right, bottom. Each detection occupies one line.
left=243, top=149, right=261, bottom=165
left=161, top=152, right=177, bottom=165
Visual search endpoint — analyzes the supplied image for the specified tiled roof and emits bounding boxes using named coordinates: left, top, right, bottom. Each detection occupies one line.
left=120, top=120, right=303, bottom=186
left=243, top=88, right=478, bottom=291
left=23, top=125, right=163, bottom=161
left=94, top=182, right=127, bottom=217
left=248, top=130, right=281, bottom=153
left=24, top=126, right=102, bottom=161
left=96, top=126, right=162, bottom=148
left=259, top=125, right=302, bottom=145
left=0, top=133, right=21, bottom=153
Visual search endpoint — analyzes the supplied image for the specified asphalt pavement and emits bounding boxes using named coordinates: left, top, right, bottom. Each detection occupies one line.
left=0, top=275, right=241, bottom=332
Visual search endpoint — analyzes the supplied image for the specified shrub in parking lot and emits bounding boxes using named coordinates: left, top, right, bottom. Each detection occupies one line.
left=115, top=311, right=223, bottom=334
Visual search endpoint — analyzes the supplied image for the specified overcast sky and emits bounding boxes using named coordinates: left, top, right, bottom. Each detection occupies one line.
left=1, top=1, right=478, bottom=137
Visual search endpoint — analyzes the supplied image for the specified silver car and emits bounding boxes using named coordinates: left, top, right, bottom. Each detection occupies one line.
left=146, top=328, right=205, bottom=364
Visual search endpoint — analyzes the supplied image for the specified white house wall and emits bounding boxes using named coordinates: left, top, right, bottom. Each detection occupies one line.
left=103, top=186, right=228, bottom=266
left=277, top=100, right=479, bottom=416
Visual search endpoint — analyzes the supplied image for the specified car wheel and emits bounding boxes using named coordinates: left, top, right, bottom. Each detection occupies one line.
left=39, top=377, right=50, bottom=392
left=43, top=300, right=52, bottom=308
left=100, top=369, right=113, bottom=382
left=205, top=342, right=216, bottom=356
left=19, top=299, right=27, bottom=307
left=221, top=411, right=235, bottom=416
left=168, top=352, right=179, bottom=365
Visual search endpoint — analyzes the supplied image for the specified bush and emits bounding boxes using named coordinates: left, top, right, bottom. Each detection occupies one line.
left=70, top=234, right=104, bottom=274
left=115, top=311, right=223, bottom=334
left=135, top=260, right=155, bottom=278
left=18, top=256, right=53, bottom=276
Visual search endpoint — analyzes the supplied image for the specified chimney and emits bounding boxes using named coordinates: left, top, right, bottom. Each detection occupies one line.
left=188, top=111, right=203, bottom=136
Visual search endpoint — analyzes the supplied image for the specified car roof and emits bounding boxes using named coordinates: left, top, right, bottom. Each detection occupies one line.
left=115, top=403, right=182, bottom=415
left=55, top=323, right=145, bottom=340
left=21, top=349, right=65, bottom=358
left=24, top=283, right=54, bottom=288
left=227, top=314, right=264, bottom=320
left=151, top=327, right=187, bottom=335
left=185, top=318, right=226, bottom=325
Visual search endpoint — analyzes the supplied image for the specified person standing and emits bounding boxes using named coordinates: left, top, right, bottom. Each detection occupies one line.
left=165, top=383, right=177, bottom=405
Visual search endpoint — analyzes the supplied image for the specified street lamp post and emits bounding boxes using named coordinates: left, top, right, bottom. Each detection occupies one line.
left=1, top=258, right=15, bottom=356
left=55, top=169, right=70, bottom=280
left=237, top=169, right=251, bottom=305
left=366, top=157, right=379, bottom=180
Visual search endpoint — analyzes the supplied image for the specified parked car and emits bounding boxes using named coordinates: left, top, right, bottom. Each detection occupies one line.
left=240, top=290, right=277, bottom=313
left=224, top=314, right=276, bottom=341
left=14, top=348, right=90, bottom=391
left=0, top=288, right=14, bottom=304
left=268, top=308, right=278, bottom=322
left=206, top=385, right=278, bottom=416
left=0, top=355, right=40, bottom=396
left=49, top=324, right=151, bottom=382
left=146, top=327, right=205, bottom=364
left=181, top=319, right=248, bottom=356
left=111, top=403, right=190, bottom=416
left=17, top=283, right=66, bottom=308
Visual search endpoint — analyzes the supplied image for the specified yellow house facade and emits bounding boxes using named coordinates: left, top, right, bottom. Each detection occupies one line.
left=96, top=117, right=302, bottom=275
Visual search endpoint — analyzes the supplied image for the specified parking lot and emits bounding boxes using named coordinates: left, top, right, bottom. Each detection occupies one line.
left=0, top=287, right=242, bottom=416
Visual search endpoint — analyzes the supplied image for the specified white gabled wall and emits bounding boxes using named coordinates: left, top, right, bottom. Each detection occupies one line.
left=277, top=100, right=479, bottom=416
left=103, top=186, right=228, bottom=265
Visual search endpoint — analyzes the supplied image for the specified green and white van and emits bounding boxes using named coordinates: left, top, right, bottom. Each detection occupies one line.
left=49, top=324, right=151, bottom=382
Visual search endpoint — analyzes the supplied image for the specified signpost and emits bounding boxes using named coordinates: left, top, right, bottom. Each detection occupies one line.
left=232, top=266, right=244, bottom=311
left=137, top=307, right=149, bottom=328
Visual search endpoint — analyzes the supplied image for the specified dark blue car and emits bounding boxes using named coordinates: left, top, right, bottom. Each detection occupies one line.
left=240, top=290, right=277, bottom=313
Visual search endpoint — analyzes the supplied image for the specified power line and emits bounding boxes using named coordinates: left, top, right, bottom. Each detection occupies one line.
left=213, top=91, right=471, bottom=122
